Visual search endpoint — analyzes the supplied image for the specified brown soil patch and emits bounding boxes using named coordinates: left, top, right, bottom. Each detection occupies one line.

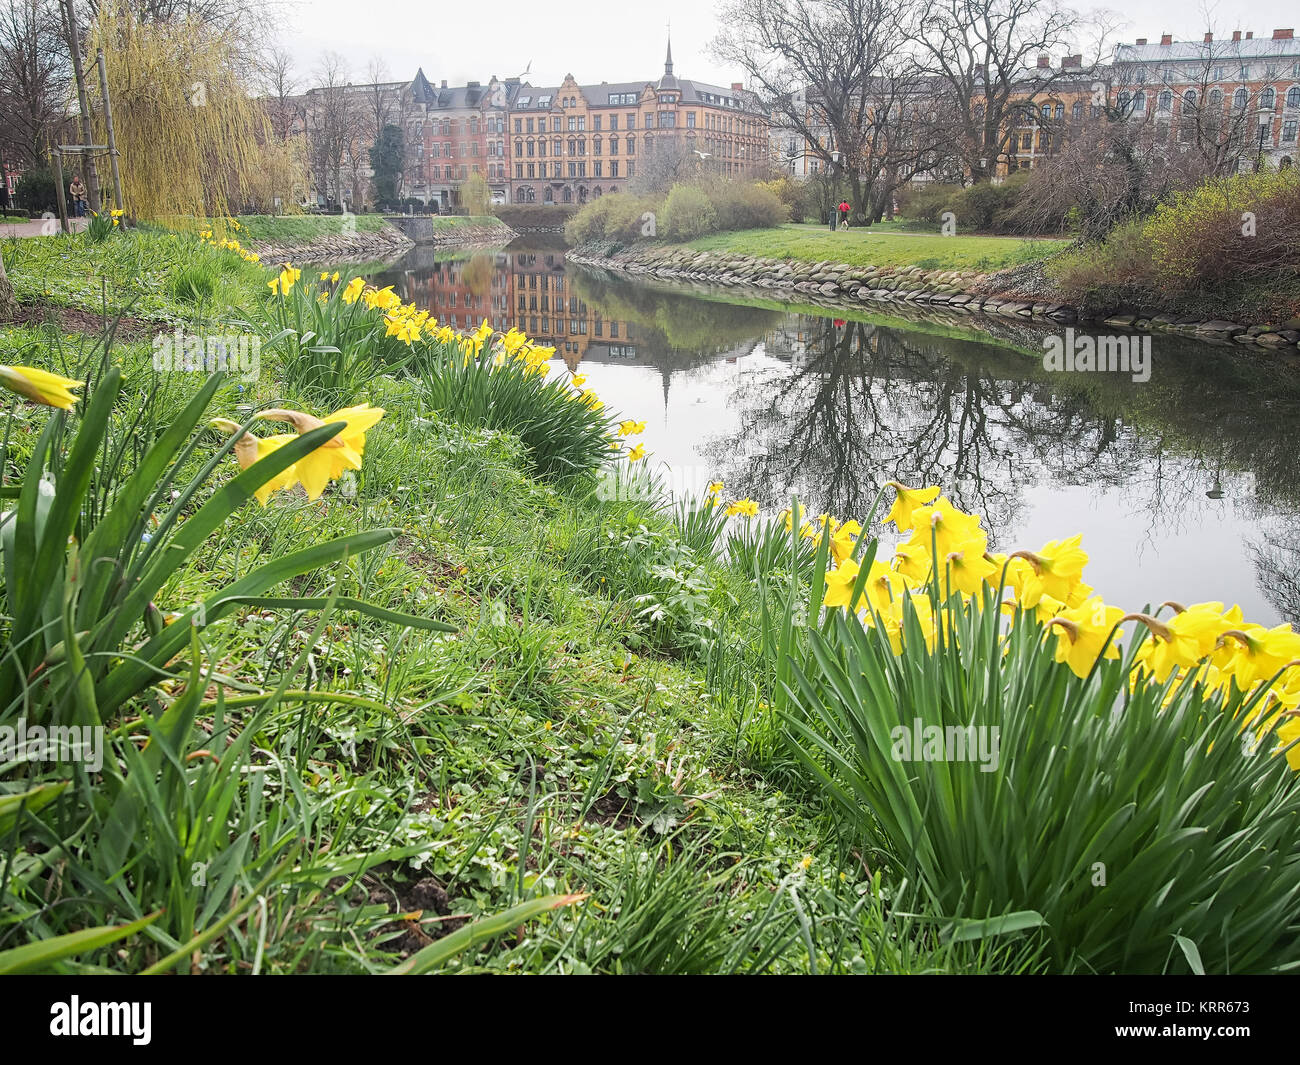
left=0, top=301, right=155, bottom=341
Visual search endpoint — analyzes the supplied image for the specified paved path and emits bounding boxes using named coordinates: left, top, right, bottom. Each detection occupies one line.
left=0, top=217, right=89, bottom=238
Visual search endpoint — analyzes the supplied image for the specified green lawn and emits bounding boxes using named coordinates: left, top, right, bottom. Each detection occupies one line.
left=686, top=223, right=1069, bottom=272
left=429, top=214, right=510, bottom=231
left=232, top=212, right=392, bottom=245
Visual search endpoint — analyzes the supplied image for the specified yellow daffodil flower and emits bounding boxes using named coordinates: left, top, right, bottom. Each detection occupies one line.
left=0, top=364, right=82, bottom=410
left=210, top=418, right=299, bottom=505
left=255, top=403, right=385, bottom=500
left=883, top=481, right=941, bottom=530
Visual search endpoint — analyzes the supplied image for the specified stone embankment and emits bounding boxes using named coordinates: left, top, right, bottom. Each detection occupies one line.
left=568, top=242, right=1300, bottom=350
left=254, top=222, right=414, bottom=265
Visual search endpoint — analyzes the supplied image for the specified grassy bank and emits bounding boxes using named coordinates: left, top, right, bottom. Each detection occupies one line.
left=2, top=223, right=1298, bottom=974
left=686, top=223, right=1068, bottom=272
left=231, top=213, right=393, bottom=247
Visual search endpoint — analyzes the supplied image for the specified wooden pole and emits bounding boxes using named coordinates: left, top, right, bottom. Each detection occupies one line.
left=59, top=0, right=101, bottom=214
left=52, top=148, right=70, bottom=234
left=96, top=49, right=125, bottom=214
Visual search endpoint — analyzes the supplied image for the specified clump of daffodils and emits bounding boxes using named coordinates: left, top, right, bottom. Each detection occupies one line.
left=805, top=479, right=1300, bottom=769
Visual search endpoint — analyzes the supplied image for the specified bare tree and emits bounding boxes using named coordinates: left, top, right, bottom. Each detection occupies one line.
left=0, top=0, right=71, bottom=166
left=259, top=44, right=299, bottom=142
left=914, top=0, right=1096, bottom=182
left=306, top=51, right=364, bottom=208
left=713, top=0, right=923, bottom=224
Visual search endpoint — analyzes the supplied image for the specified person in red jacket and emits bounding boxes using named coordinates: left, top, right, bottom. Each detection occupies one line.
left=837, top=201, right=851, bottom=227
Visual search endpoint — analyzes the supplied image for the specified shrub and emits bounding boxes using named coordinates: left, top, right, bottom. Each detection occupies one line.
left=564, top=193, right=660, bottom=245
left=413, top=339, right=617, bottom=479
left=702, top=181, right=788, bottom=232
left=1143, top=168, right=1300, bottom=290
left=565, top=195, right=624, bottom=245
left=661, top=185, right=716, bottom=241
left=898, top=181, right=964, bottom=225
left=14, top=168, right=56, bottom=214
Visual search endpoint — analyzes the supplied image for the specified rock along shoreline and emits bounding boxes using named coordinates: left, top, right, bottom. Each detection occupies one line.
left=567, top=241, right=1300, bottom=352
left=252, top=218, right=518, bottom=266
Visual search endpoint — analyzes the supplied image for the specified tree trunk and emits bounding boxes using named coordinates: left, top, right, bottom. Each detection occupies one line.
left=0, top=247, right=17, bottom=317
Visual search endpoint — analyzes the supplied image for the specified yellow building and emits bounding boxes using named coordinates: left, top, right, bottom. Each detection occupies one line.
left=508, top=39, right=770, bottom=203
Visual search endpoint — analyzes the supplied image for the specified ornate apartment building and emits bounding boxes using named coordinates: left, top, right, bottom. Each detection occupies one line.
left=506, top=42, right=769, bottom=205
left=1110, top=29, right=1300, bottom=169
left=769, top=27, right=1299, bottom=185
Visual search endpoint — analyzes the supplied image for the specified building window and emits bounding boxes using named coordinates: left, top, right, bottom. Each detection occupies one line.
left=1158, top=89, right=1172, bottom=111
left=593, top=115, right=601, bottom=130
left=595, top=161, right=602, bottom=177
left=515, top=163, right=523, bottom=179
left=627, top=113, right=636, bottom=129
left=1053, top=103, right=1063, bottom=119
left=610, top=115, right=619, bottom=130
left=1208, top=88, right=1222, bottom=108
left=1182, top=89, right=1196, bottom=112
left=594, top=136, right=602, bottom=155
left=1262, top=87, right=1276, bottom=110
left=627, top=135, right=635, bottom=154
left=1234, top=88, right=1249, bottom=109
left=1288, top=87, right=1300, bottom=109
left=568, top=116, right=577, bottom=131
left=610, top=160, right=618, bottom=177
left=514, top=119, right=522, bottom=133
left=687, top=112, right=696, bottom=128
left=1283, top=119, right=1298, bottom=142
left=1071, top=100, right=1083, bottom=119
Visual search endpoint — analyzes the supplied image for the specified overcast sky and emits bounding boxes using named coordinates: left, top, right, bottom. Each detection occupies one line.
left=273, top=1, right=1300, bottom=91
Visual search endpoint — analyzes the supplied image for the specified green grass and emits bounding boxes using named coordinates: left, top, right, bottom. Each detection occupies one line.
left=2, top=223, right=1295, bottom=975
left=429, top=215, right=509, bottom=231
left=686, top=223, right=1069, bottom=272
left=232, top=213, right=391, bottom=246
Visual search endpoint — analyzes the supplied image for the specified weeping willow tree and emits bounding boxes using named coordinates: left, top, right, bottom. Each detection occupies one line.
left=86, top=2, right=304, bottom=222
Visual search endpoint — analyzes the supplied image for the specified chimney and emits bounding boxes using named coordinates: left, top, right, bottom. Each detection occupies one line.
left=1274, top=28, right=1294, bottom=39
left=1204, top=32, right=1213, bottom=42
left=731, top=82, right=743, bottom=91
left=1061, top=54, right=1082, bottom=68
left=1245, top=31, right=1253, bottom=39
left=441, top=80, right=448, bottom=88
left=1232, top=31, right=1241, bottom=41
left=1136, top=37, right=1147, bottom=45
left=1160, top=33, right=1172, bottom=45
left=1037, top=53, right=1050, bottom=68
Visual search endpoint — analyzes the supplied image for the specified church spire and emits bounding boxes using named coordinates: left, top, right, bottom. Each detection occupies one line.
left=665, top=34, right=673, bottom=76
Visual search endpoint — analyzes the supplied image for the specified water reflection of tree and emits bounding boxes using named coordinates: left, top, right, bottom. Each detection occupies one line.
left=569, top=271, right=782, bottom=353
left=1251, top=527, right=1300, bottom=627
left=704, top=315, right=1300, bottom=561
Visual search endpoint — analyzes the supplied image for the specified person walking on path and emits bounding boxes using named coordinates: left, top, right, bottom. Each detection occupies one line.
left=69, top=174, right=88, bottom=218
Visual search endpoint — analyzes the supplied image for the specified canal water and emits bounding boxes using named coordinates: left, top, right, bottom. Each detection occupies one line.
left=369, top=241, right=1300, bottom=627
